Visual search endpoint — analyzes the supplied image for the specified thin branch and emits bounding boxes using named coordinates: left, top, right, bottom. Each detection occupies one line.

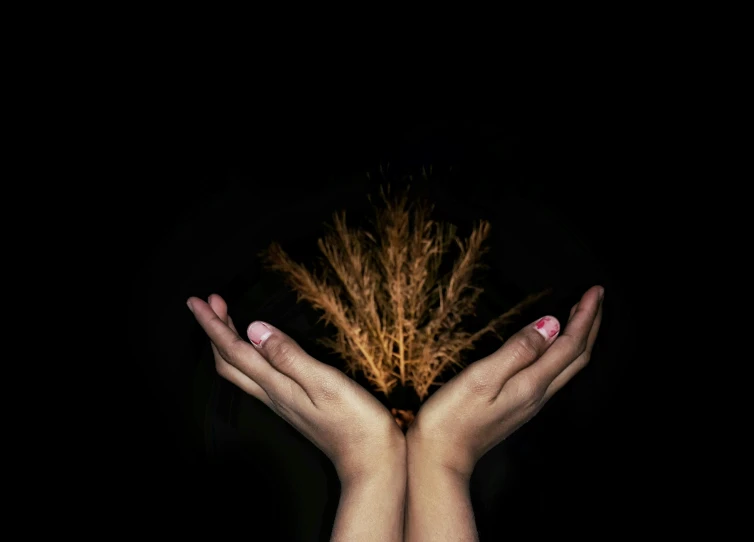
left=260, top=182, right=551, bottom=403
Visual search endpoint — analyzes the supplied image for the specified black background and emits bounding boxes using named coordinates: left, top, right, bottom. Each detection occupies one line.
left=126, top=118, right=647, bottom=538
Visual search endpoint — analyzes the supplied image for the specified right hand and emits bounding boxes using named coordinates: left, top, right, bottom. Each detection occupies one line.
left=406, top=285, right=604, bottom=479
left=187, top=294, right=406, bottom=486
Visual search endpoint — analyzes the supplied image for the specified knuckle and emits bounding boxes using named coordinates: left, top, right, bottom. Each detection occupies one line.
left=317, top=367, right=346, bottom=400
left=464, top=365, right=494, bottom=395
left=512, top=333, right=540, bottom=362
left=573, top=357, right=589, bottom=376
left=573, top=349, right=592, bottom=373
left=514, top=375, right=544, bottom=406
left=269, top=395, right=289, bottom=417
left=215, top=345, right=231, bottom=362
left=218, top=337, right=246, bottom=363
left=582, top=348, right=593, bottom=365
left=316, top=375, right=342, bottom=404
left=579, top=339, right=589, bottom=357
left=559, top=334, right=585, bottom=359
left=215, top=359, right=230, bottom=380
left=265, top=337, right=298, bottom=368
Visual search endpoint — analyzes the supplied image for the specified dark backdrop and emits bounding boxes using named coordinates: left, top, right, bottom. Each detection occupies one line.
left=126, top=119, right=645, bottom=539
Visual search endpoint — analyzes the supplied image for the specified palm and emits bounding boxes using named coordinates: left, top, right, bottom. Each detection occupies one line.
left=407, top=286, right=604, bottom=478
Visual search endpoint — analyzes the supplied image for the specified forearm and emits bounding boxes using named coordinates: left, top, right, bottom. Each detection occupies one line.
left=331, top=452, right=407, bottom=542
left=405, top=444, right=477, bottom=541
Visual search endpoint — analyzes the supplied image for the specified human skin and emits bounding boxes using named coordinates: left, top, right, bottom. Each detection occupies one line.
left=189, top=285, right=603, bottom=540
left=404, top=285, right=604, bottom=541
left=186, top=294, right=406, bottom=541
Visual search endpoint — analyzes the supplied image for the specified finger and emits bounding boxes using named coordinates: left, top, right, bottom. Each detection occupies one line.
left=208, top=293, right=228, bottom=320
left=516, top=285, right=603, bottom=389
left=471, top=314, right=561, bottom=397
left=214, top=353, right=275, bottom=408
left=207, top=295, right=241, bottom=335
left=569, top=302, right=578, bottom=321
left=187, top=297, right=280, bottom=390
left=227, top=314, right=239, bottom=334
left=207, top=295, right=272, bottom=408
left=544, top=290, right=604, bottom=400
left=247, top=320, right=334, bottom=403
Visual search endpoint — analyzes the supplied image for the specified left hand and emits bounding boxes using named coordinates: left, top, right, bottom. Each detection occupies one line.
left=406, top=285, right=604, bottom=480
left=187, top=294, right=405, bottom=484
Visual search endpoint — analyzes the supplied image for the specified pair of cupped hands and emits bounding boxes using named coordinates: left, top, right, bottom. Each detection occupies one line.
left=186, top=285, right=604, bottom=488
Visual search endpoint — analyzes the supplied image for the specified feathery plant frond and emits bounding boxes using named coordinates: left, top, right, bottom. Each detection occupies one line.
left=261, top=183, right=550, bottom=403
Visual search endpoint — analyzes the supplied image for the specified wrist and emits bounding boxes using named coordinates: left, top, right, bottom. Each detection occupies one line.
left=405, top=432, right=477, bottom=541
left=406, top=428, right=473, bottom=483
left=338, top=435, right=407, bottom=488
left=332, top=436, right=406, bottom=542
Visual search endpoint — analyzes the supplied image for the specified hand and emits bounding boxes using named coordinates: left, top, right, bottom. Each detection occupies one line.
left=407, top=285, right=604, bottom=480
left=187, top=294, right=405, bottom=485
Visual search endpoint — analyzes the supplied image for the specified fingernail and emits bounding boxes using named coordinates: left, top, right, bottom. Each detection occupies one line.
left=248, top=321, right=273, bottom=346
left=186, top=299, right=194, bottom=313
left=533, top=316, right=560, bottom=340
left=597, top=287, right=605, bottom=301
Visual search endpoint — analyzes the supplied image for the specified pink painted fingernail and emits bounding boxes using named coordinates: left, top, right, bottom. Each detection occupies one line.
left=248, top=321, right=273, bottom=346
left=533, top=316, right=560, bottom=340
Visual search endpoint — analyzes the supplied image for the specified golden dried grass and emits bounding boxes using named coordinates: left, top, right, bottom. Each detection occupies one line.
left=261, top=184, right=549, bottom=402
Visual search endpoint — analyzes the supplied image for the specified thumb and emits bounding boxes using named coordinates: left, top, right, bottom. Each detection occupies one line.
left=247, top=321, right=321, bottom=382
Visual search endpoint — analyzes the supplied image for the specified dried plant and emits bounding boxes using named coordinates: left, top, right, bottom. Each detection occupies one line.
left=261, top=184, right=550, bottom=412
